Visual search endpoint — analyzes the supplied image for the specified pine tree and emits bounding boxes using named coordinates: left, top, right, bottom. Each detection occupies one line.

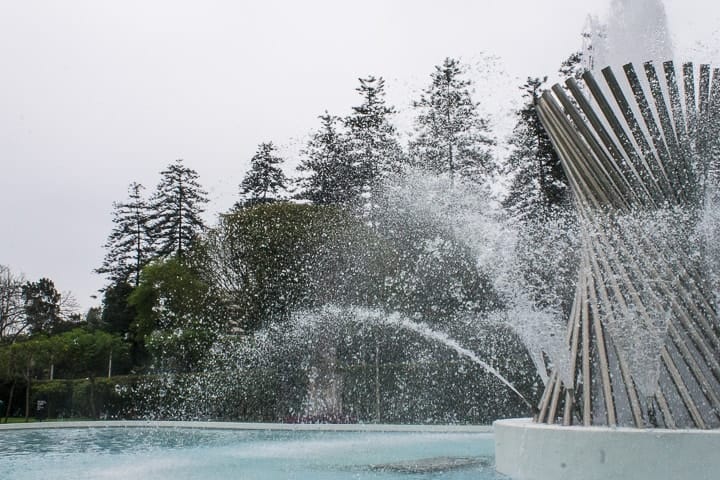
left=237, top=142, right=288, bottom=207
left=558, top=51, right=585, bottom=83
left=96, top=182, right=152, bottom=286
left=503, top=77, right=567, bottom=221
left=297, top=112, right=353, bottom=205
left=410, top=58, right=495, bottom=183
left=344, top=76, right=405, bottom=197
left=149, top=159, right=209, bottom=259
left=503, top=53, right=585, bottom=221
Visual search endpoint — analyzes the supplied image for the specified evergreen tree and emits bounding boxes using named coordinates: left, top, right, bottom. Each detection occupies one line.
left=148, top=159, right=209, bottom=259
left=344, top=76, right=405, bottom=197
left=297, top=112, right=354, bottom=205
left=503, top=53, right=585, bottom=221
left=503, top=77, right=567, bottom=221
left=238, top=142, right=288, bottom=207
left=96, top=182, right=152, bottom=286
left=558, top=51, right=585, bottom=84
left=410, top=57, right=495, bottom=183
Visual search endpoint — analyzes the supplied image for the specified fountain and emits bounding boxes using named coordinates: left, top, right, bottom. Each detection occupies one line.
left=495, top=1, right=720, bottom=476
left=5, top=2, right=720, bottom=479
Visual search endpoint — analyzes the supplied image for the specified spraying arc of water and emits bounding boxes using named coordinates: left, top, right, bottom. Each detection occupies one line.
left=335, top=306, right=535, bottom=412
left=386, top=314, right=535, bottom=412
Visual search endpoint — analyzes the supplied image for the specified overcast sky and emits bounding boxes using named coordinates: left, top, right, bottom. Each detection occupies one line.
left=2, top=0, right=719, bottom=311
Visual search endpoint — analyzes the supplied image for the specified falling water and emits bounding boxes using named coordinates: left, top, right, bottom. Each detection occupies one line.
left=382, top=311, right=535, bottom=411
left=584, top=0, right=673, bottom=72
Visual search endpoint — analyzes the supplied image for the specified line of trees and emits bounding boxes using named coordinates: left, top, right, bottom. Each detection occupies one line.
left=1, top=53, right=584, bottom=422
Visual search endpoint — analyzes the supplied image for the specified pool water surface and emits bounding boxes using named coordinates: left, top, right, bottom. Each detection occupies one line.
left=0, top=426, right=506, bottom=479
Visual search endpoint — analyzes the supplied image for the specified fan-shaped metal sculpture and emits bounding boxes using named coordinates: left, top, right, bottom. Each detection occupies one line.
left=535, top=61, right=720, bottom=429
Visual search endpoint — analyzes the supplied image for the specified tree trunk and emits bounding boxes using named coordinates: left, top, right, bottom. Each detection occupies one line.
left=89, top=377, right=97, bottom=418
left=24, top=367, right=30, bottom=422
left=4, top=379, right=15, bottom=423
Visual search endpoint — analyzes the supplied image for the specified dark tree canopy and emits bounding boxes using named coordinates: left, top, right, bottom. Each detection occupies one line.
left=149, top=159, right=209, bottom=259
left=410, top=57, right=495, bottom=183
left=503, top=53, right=585, bottom=221
left=96, top=182, right=153, bottom=286
left=21, top=278, right=61, bottom=335
left=558, top=51, right=585, bottom=84
left=344, top=76, right=405, bottom=197
left=503, top=77, right=569, bottom=221
left=297, top=113, right=354, bottom=205
left=100, top=281, right=136, bottom=335
left=238, top=142, right=288, bottom=207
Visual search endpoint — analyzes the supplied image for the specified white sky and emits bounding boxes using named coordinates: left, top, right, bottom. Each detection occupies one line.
left=1, top=0, right=719, bottom=310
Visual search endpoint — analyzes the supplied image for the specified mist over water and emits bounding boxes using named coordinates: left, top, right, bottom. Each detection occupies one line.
left=128, top=0, right=720, bottom=420
left=585, top=0, right=673, bottom=71
left=381, top=171, right=576, bottom=388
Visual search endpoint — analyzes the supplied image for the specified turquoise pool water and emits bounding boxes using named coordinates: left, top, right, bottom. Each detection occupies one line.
left=0, top=427, right=505, bottom=479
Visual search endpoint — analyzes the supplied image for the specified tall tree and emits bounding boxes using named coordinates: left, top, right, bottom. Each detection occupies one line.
left=344, top=76, right=405, bottom=198
left=297, top=113, right=353, bottom=205
left=149, top=159, right=209, bottom=259
left=503, top=53, right=585, bottom=221
left=238, top=142, right=288, bottom=207
left=503, top=77, right=569, bottom=221
left=410, top=57, right=495, bottom=183
left=96, top=182, right=153, bottom=286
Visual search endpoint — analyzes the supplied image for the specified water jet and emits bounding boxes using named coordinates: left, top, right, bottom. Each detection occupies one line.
left=495, top=57, right=720, bottom=480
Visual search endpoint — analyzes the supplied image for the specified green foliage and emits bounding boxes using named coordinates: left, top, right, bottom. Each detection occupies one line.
left=238, top=142, right=288, bottom=207
left=501, top=53, right=584, bottom=317
left=32, top=380, right=71, bottom=418
left=297, top=112, right=354, bottom=205
left=410, top=57, right=495, bottom=183
left=0, top=329, right=128, bottom=384
left=129, top=258, right=221, bottom=372
left=148, top=159, right=209, bottom=259
left=100, top=281, right=136, bottom=335
left=21, top=278, right=61, bottom=335
left=344, top=76, right=406, bottom=197
left=4, top=337, right=50, bottom=379
left=58, top=328, right=128, bottom=378
left=17, top=377, right=135, bottom=419
left=96, top=182, right=153, bottom=286
left=502, top=52, right=584, bottom=222
left=151, top=309, right=540, bottom=424
left=202, top=202, right=353, bottom=331
left=200, top=201, right=498, bottom=331
left=502, top=76, right=568, bottom=221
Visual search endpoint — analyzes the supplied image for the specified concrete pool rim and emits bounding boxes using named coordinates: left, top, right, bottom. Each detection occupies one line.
left=494, top=417, right=720, bottom=480
left=0, top=420, right=493, bottom=433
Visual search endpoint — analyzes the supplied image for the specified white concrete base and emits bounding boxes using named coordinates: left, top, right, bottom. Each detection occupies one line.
left=494, top=418, right=720, bottom=480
